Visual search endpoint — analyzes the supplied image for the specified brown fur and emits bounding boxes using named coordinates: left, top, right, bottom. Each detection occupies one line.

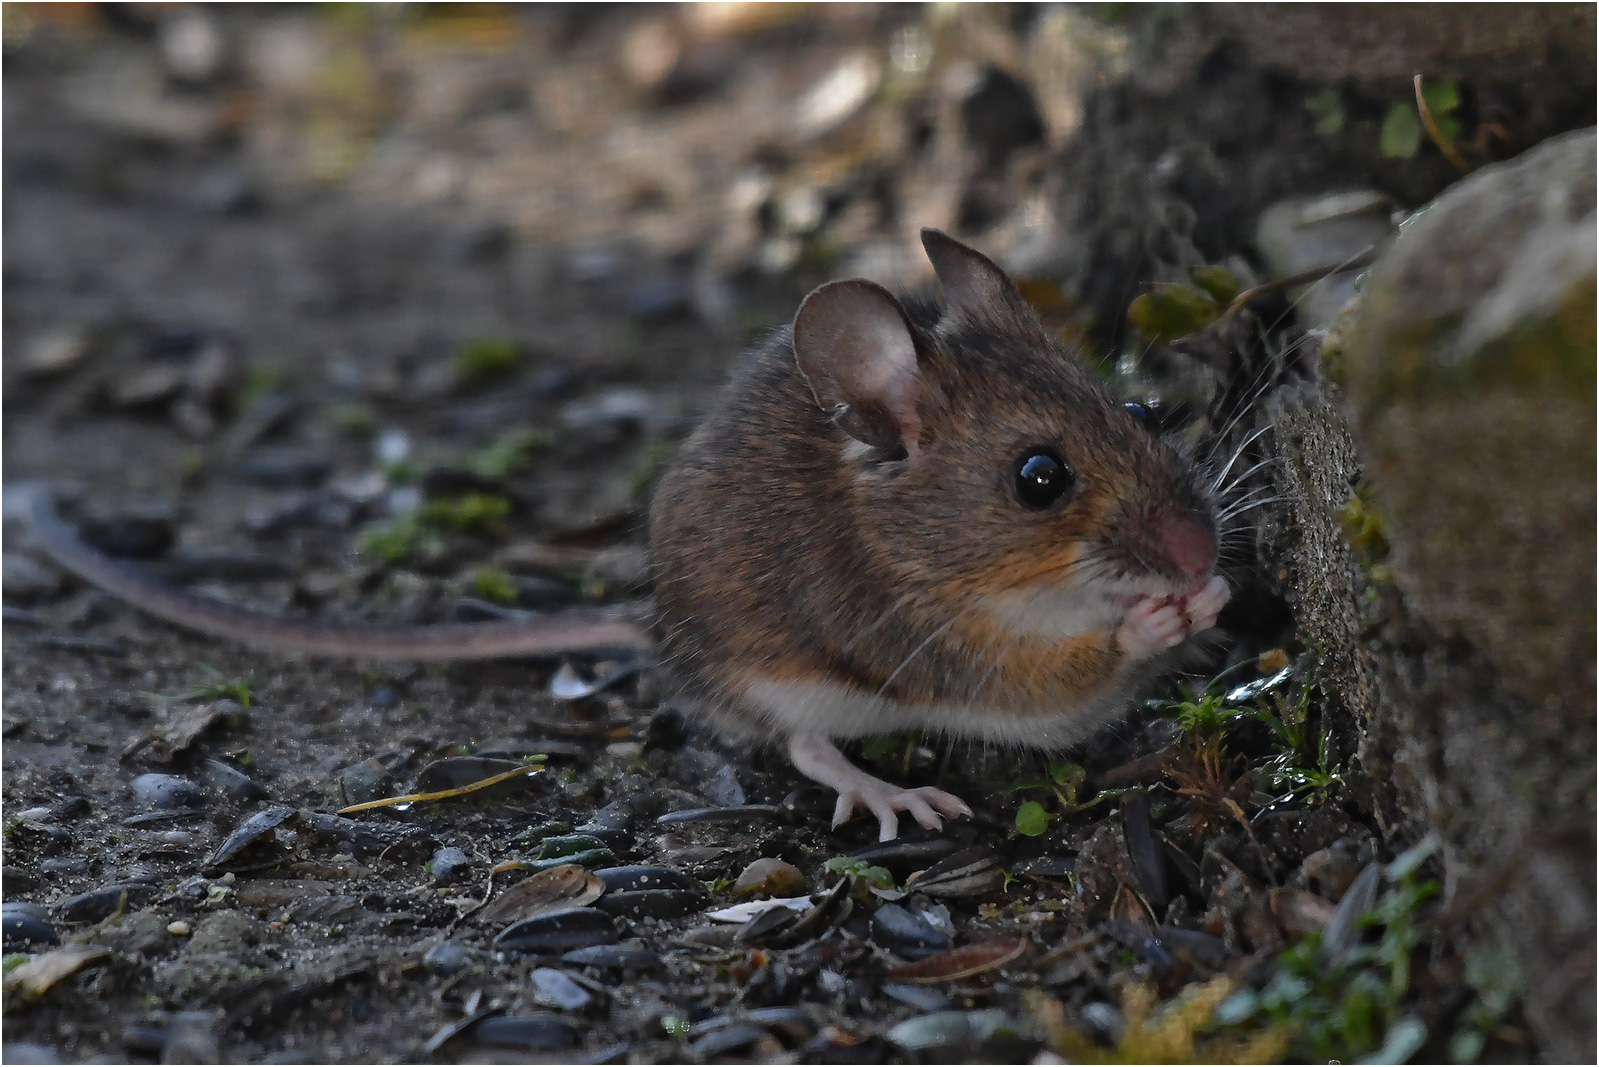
left=649, top=232, right=1216, bottom=747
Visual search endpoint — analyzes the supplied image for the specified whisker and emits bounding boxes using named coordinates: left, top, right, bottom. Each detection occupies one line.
left=876, top=614, right=962, bottom=699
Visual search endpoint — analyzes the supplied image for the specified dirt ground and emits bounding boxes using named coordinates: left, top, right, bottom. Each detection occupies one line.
left=3, top=6, right=1584, bottom=1064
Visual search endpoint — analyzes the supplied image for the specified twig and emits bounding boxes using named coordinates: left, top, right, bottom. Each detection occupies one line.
left=1221, top=246, right=1379, bottom=316
left=1414, top=74, right=1473, bottom=174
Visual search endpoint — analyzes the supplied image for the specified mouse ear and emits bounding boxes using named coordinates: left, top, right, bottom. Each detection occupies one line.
left=920, top=228, right=1030, bottom=320
left=793, top=279, right=926, bottom=457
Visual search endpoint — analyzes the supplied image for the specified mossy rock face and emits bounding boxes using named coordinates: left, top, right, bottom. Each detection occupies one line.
left=1342, top=128, right=1596, bottom=715
left=1338, top=129, right=1596, bottom=1063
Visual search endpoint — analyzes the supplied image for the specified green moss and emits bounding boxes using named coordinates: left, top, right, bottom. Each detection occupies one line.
left=454, top=337, right=521, bottom=381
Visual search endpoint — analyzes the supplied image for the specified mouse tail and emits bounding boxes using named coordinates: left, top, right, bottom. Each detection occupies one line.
left=23, top=484, right=653, bottom=660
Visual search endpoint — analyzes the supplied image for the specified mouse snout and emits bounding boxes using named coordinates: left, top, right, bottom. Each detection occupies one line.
left=1121, top=508, right=1217, bottom=581
left=1158, top=511, right=1217, bottom=578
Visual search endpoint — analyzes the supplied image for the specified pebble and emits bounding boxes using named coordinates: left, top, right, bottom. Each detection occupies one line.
left=885, top=1009, right=1013, bottom=1052
left=493, top=907, right=618, bottom=953
left=734, top=858, right=806, bottom=899
left=39, top=858, right=89, bottom=877
left=167, top=921, right=191, bottom=937
left=131, top=773, right=206, bottom=811
left=423, top=940, right=476, bottom=977
left=560, top=945, right=662, bottom=972
left=472, top=1014, right=578, bottom=1050
left=656, top=804, right=783, bottom=826
left=57, top=883, right=157, bottom=923
left=2, top=902, right=58, bottom=949
left=870, top=903, right=952, bottom=960
left=531, top=967, right=594, bottom=1011
left=199, top=758, right=265, bottom=803
left=428, top=847, right=472, bottom=885
left=594, top=890, right=705, bottom=920
left=881, top=982, right=953, bottom=1013
left=594, top=866, right=698, bottom=893
left=3, top=554, right=59, bottom=603
left=205, top=805, right=296, bottom=869
left=77, top=514, right=174, bottom=559
left=23, top=329, right=91, bottom=377
left=338, top=759, right=392, bottom=805
left=234, top=447, right=331, bottom=488
left=688, top=1023, right=772, bottom=1060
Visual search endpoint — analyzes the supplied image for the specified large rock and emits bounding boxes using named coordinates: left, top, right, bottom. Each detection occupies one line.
left=1335, top=129, right=1596, bottom=1063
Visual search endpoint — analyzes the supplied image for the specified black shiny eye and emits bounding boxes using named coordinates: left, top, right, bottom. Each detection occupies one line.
left=1013, top=451, right=1074, bottom=509
left=1124, top=402, right=1148, bottom=423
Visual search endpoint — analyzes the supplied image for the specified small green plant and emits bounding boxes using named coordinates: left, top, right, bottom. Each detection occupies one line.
left=702, top=876, right=733, bottom=894
left=1450, top=945, right=1522, bottom=1062
left=823, top=855, right=895, bottom=891
left=462, top=427, right=554, bottom=480
left=1011, top=761, right=1107, bottom=836
left=1381, top=79, right=1461, bottom=159
left=356, top=516, right=437, bottom=563
left=1251, top=685, right=1342, bottom=806
left=421, top=493, right=511, bottom=532
left=2, top=955, right=29, bottom=978
left=470, top=567, right=518, bottom=605
left=325, top=402, right=376, bottom=436
left=1305, top=87, right=1345, bottom=136
left=454, top=337, right=521, bottom=381
left=1213, top=838, right=1442, bottom=1063
left=168, top=665, right=254, bottom=708
left=660, top=1015, right=691, bottom=1038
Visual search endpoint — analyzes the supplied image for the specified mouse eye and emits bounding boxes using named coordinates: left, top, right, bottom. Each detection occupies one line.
left=1124, top=402, right=1148, bottom=423
left=1013, top=450, right=1075, bottom=509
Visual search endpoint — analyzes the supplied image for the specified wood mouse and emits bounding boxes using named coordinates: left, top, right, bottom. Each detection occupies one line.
left=24, top=229, right=1227, bottom=841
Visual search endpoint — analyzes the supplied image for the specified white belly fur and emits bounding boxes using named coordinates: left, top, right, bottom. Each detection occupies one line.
left=741, top=676, right=1133, bottom=749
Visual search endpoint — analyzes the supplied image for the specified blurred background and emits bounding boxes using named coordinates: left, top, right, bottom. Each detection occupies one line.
left=1, top=6, right=1594, bottom=1063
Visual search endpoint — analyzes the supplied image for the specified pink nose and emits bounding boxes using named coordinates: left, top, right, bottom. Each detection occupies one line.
left=1158, top=512, right=1217, bottom=578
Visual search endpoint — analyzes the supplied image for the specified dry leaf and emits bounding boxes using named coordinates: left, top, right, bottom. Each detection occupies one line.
left=887, top=938, right=1028, bottom=984
left=4, top=945, right=112, bottom=998
left=475, top=864, right=604, bottom=925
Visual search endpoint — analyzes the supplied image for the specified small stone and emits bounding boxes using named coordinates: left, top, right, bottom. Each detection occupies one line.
left=200, top=758, right=265, bottom=803
left=167, top=921, right=191, bottom=936
left=3, top=902, right=58, bottom=949
left=428, top=847, right=472, bottom=885
left=3, top=554, right=59, bottom=603
left=493, top=907, right=617, bottom=953
left=108, top=363, right=186, bottom=409
left=57, top=882, right=157, bottom=923
left=472, top=1014, right=578, bottom=1051
left=422, top=940, right=475, bottom=976
left=23, top=329, right=91, bottom=377
left=130, top=773, right=206, bottom=811
left=733, top=858, right=806, bottom=899
left=531, top=967, right=594, bottom=1011
left=338, top=759, right=391, bottom=806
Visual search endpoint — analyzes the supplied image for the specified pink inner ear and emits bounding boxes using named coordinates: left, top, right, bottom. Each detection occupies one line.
left=792, top=279, right=925, bottom=457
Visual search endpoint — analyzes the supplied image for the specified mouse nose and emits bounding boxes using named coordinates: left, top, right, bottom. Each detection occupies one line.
left=1157, top=511, right=1217, bottom=579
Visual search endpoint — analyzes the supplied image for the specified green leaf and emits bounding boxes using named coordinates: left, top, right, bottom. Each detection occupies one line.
left=1380, top=103, right=1423, bottom=159
left=1305, top=87, right=1345, bottom=136
left=1014, top=801, right=1051, bottom=837
left=1420, top=79, right=1460, bottom=115
left=1126, top=283, right=1220, bottom=343
left=1188, top=264, right=1241, bottom=305
left=858, top=735, right=902, bottom=761
left=1449, top=1028, right=1486, bottom=1064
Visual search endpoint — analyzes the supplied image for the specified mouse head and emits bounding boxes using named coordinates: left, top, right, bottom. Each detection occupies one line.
left=793, top=229, right=1218, bottom=607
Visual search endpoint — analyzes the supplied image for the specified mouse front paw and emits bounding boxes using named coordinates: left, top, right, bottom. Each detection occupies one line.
left=1117, top=576, right=1230, bottom=658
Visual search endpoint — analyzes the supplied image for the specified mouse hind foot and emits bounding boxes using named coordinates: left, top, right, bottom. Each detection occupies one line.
left=787, top=733, right=972, bottom=842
